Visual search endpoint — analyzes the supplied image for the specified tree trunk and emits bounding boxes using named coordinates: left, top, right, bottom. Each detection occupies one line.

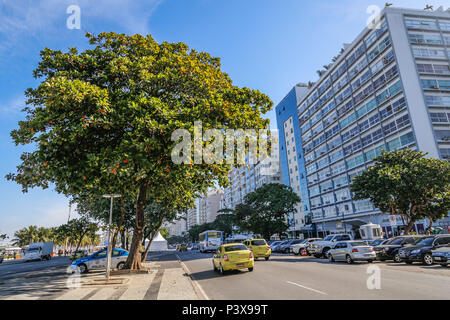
left=404, top=219, right=416, bottom=235
left=125, top=180, right=148, bottom=270
left=75, top=232, right=87, bottom=252
left=111, top=229, right=118, bottom=250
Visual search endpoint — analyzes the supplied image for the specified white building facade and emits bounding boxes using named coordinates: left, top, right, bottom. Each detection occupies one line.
left=276, top=7, right=450, bottom=239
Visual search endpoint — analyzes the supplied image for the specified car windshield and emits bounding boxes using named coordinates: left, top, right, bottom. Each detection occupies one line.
left=371, top=239, right=384, bottom=246
left=386, top=237, right=403, bottom=245
left=415, top=237, right=434, bottom=246
left=323, top=236, right=333, bottom=241
left=350, top=242, right=369, bottom=247
left=224, top=245, right=248, bottom=252
left=300, top=239, right=308, bottom=244
left=27, top=247, right=40, bottom=252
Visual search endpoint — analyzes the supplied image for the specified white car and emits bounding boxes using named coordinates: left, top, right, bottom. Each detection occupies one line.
left=70, top=248, right=129, bottom=273
left=291, top=238, right=322, bottom=255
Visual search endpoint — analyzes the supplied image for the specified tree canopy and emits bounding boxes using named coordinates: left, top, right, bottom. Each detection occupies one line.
left=233, top=183, right=301, bottom=240
left=7, top=32, right=272, bottom=269
left=351, top=149, right=450, bottom=233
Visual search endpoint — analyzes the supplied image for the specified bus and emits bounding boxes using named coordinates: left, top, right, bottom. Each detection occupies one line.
left=198, top=230, right=223, bottom=253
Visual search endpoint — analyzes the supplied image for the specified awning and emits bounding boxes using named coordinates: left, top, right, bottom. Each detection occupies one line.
left=343, top=219, right=367, bottom=227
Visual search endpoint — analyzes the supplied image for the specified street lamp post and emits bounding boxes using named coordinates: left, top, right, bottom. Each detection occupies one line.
left=102, top=194, right=121, bottom=281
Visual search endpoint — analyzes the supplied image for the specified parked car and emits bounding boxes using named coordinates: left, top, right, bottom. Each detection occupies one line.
left=431, top=244, right=450, bottom=267
left=70, top=249, right=89, bottom=261
left=309, top=234, right=353, bottom=258
left=374, top=235, right=424, bottom=263
left=277, top=239, right=304, bottom=254
left=70, top=248, right=129, bottom=274
left=271, top=240, right=288, bottom=252
left=291, top=238, right=322, bottom=255
left=328, top=241, right=376, bottom=264
left=212, top=243, right=254, bottom=274
left=398, top=235, right=450, bottom=265
left=243, top=239, right=271, bottom=260
left=268, top=240, right=282, bottom=250
left=370, top=238, right=389, bottom=247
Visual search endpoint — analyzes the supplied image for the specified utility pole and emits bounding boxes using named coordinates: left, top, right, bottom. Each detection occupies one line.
left=102, top=194, right=121, bottom=281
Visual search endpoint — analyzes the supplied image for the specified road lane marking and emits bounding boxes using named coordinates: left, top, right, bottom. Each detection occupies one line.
left=286, top=281, right=328, bottom=295
left=176, top=253, right=210, bottom=300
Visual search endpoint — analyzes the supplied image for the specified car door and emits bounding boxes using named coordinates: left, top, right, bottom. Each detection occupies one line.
left=90, top=250, right=107, bottom=270
left=334, top=242, right=347, bottom=260
left=111, top=250, right=123, bottom=266
left=213, top=247, right=221, bottom=268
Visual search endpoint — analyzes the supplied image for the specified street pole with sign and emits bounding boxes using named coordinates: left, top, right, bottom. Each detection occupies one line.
left=102, top=194, right=121, bottom=281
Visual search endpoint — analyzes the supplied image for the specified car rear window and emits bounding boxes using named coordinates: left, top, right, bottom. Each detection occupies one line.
left=350, top=242, right=369, bottom=247
left=251, top=240, right=267, bottom=246
left=224, top=245, right=248, bottom=252
left=386, top=238, right=403, bottom=245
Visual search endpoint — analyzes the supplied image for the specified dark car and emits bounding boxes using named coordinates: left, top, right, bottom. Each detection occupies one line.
left=370, top=238, right=388, bottom=247
left=398, top=235, right=450, bottom=265
left=432, top=244, right=450, bottom=267
left=278, top=239, right=304, bottom=254
left=374, top=235, right=424, bottom=263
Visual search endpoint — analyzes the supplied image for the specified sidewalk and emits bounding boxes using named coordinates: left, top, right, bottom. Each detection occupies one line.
left=1, top=253, right=201, bottom=300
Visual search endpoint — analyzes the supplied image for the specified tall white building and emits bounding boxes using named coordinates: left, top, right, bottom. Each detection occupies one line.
left=276, top=6, right=450, bottom=239
left=199, top=189, right=224, bottom=224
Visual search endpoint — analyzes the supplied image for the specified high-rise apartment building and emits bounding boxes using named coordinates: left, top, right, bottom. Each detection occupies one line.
left=276, top=6, right=450, bottom=238
left=199, top=189, right=224, bottom=224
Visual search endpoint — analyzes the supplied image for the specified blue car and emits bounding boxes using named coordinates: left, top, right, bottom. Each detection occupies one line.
left=71, top=248, right=129, bottom=273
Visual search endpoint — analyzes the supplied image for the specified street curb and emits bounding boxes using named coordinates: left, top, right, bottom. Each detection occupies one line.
left=175, top=254, right=209, bottom=301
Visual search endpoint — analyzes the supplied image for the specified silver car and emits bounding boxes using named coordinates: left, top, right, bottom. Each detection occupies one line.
left=328, top=241, right=376, bottom=264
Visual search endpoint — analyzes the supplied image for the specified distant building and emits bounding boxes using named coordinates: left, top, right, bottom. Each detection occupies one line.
left=164, top=213, right=188, bottom=237
left=186, top=198, right=200, bottom=230
left=199, top=189, right=224, bottom=224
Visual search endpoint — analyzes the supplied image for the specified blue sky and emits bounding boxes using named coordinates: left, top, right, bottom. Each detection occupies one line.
left=0, top=0, right=447, bottom=240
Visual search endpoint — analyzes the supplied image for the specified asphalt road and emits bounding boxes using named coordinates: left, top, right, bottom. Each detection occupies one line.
left=175, top=250, right=450, bottom=300
left=0, top=257, right=71, bottom=279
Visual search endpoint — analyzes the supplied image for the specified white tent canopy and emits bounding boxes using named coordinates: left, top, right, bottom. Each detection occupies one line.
left=144, top=231, right=168, bottom=252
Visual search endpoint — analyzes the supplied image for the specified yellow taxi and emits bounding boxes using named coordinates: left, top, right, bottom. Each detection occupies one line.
left=212, top=243, right=254, bottom=275
left=243, top=239, right=271, bottom=260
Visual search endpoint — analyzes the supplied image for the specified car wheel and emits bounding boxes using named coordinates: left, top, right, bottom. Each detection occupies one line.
left=329, top=254, right=335, bottom=262
left=116, top=262, right=125, bottom=270
left=368, top=260, right=373, bottom=263
left=284, top=248, right=290, bottom=254
left=422, top=253, right=433, bottom=266
left=314, top=254, right=321, bottom=258
left=248, top=267, right=253, bottom=272
left=441, top=264, right=448, bottom=268
left=346, top=255, right=353, bottom=264
left=322, top=248, right=330, bottom=259
left=212, top=262, right=217, bottom=272
left=393, top=253, right=402, bottom=263
left=265, top=256, right=270, bottom=261
left=219, top=264, right=225, bottom=275
left=78, top=263, right=88, bottom=274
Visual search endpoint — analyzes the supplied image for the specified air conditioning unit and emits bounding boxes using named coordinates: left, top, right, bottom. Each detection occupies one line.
left=432, top=85, right=439, bottom=89
left=326, top=173, right=331, bottom=176
left=342, top=196, right=348, bottom=200
left=417, top=39, right=424, bottom=43
left=337, top=184, right=342, bottom=187
left=325, top=201, right=331, bottom=204
left=385, top=94, right=390, bottom=99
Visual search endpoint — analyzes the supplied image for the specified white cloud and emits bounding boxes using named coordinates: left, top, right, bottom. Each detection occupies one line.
left=0, top=95, right=26, bottom=114
left=0, top=0, right=164, bottom=48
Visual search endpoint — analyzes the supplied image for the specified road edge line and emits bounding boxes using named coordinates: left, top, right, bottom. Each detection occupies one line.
left=175, top=253, right=210, bottom=301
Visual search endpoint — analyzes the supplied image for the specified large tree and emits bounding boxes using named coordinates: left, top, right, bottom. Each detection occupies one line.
left=351, top=149, right=450, bottom=234
left=7, top=32, right=272, bottom=269
left=233, top=183, right=301, bottom=240
left=57, top=217, right=98, bottom=252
